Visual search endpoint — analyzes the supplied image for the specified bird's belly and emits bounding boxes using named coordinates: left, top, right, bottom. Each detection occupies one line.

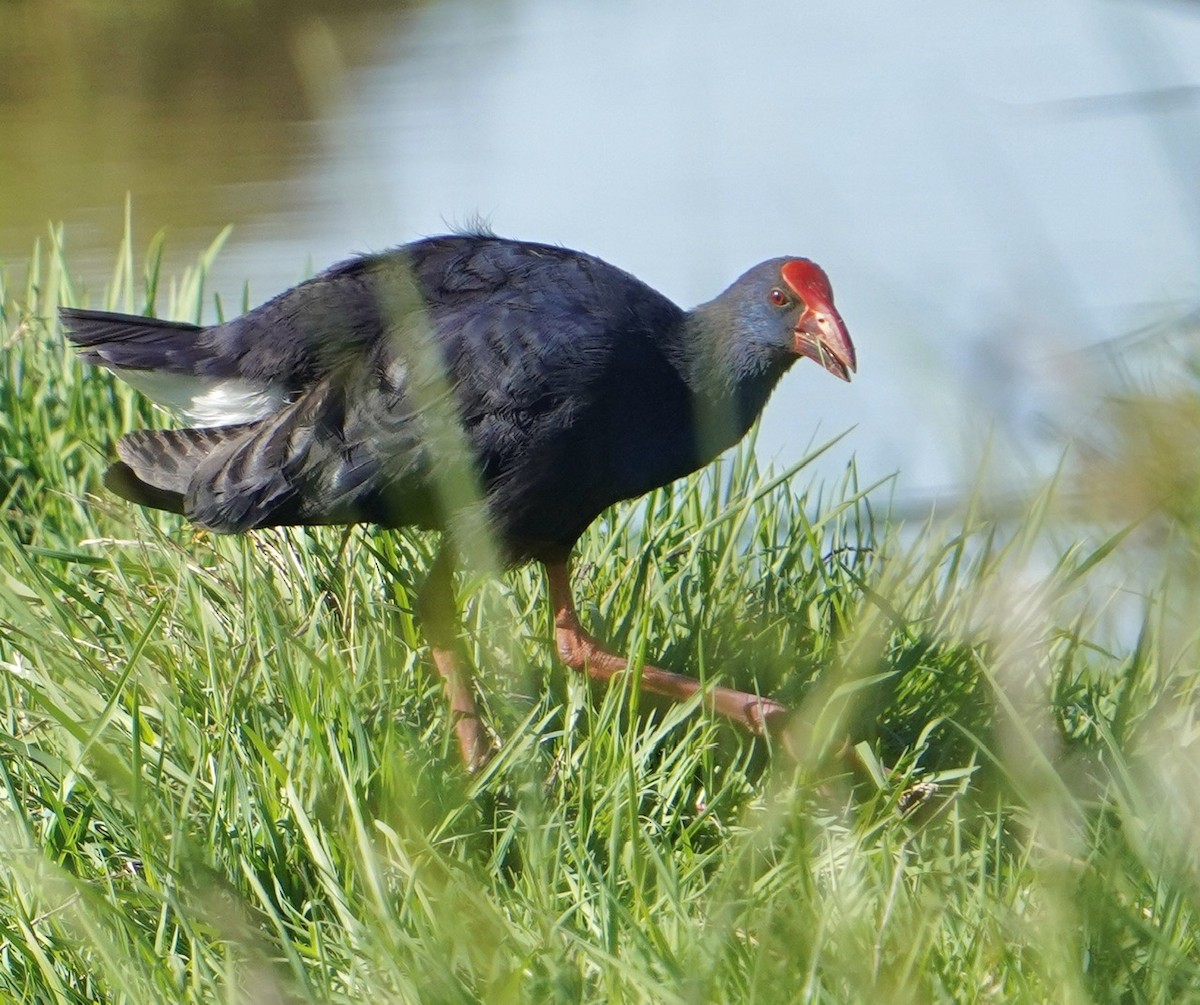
left=480, top=427, right=700, bottom=564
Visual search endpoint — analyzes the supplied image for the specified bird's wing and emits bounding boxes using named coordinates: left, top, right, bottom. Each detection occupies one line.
left=176, top=238, right=672, bottom=534
left=64, top=236, right=680, bottom=423
left=409, top=237, right=683, bottom=423
left=71, top=236, right=686, bottom=535
left=176, top=361, right=444, bottom=533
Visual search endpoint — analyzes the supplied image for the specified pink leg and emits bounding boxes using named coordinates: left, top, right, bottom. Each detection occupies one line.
left=418, top=551, right=496, bottom=771
left=545, top=561, right=790, bottom=739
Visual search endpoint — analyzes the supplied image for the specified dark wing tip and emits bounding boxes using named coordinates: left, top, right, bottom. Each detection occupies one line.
left=103, top=461, right=187, bottom=515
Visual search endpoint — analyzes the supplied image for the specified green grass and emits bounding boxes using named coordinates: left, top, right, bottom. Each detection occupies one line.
left=2, top=225, right=1200, bottom=1003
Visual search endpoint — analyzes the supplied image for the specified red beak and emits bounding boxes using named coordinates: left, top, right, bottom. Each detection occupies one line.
left=794, top=304, right=856, bottom=382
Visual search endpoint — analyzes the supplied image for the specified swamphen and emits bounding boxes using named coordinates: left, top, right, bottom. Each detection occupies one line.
left=61, top=234, right=855, bottom=768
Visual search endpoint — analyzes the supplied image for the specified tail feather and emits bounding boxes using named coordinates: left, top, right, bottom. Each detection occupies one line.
left=62, top=307, right=289, bottom=425
left=60, top=307, right=212, bottom=373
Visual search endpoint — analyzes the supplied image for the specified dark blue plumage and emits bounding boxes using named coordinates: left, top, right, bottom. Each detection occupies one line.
left=64, top=235, right=853, bottom=561
left=63, top=234, right=855, bottom=765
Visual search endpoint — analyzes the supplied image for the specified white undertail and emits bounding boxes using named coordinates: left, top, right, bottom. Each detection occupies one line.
left=117, top=371, right=287, bottom=426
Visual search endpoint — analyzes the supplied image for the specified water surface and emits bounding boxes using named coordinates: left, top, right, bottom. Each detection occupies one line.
left=4, top=0, right=1200, bottom=501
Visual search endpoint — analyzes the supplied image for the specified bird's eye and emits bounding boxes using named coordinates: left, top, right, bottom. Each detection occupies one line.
left=769, top=288, right=789, bottom=307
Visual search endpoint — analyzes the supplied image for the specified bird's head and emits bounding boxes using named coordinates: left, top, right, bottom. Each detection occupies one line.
left=683, top=255, right=857, bottom=424
left=726, top=257, right=856, bottom=382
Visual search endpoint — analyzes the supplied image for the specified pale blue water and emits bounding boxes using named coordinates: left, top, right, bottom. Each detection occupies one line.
left=5, top=0, right=1200, bottom=503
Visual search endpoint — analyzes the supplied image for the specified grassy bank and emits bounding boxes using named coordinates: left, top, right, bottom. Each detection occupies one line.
left=1, top=230, right=1198, bottom=1003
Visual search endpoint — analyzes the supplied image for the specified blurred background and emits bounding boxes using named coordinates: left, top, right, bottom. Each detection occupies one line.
left=3, top=0, right=1200, bottom=505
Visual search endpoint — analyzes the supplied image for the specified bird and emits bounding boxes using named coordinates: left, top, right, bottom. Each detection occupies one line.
left=61, top=233, right=856, bottom=769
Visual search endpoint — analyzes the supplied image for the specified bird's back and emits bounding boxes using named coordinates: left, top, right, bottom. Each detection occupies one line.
left=408, top=237, right=703, bottom=557
left=65, top=235, right=701, bottom=560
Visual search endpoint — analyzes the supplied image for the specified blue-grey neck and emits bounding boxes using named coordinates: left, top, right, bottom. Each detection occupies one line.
left=677, top=297, right=796, bottom=463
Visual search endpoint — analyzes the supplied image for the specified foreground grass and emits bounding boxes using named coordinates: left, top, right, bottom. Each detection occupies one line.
left=1, top=230, right=1199, bottom=1003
